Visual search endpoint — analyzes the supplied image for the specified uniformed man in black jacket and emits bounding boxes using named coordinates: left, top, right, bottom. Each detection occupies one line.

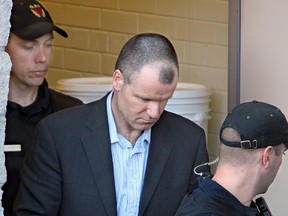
left=175, top=101, right=288, bottom=216
left=3, top=0, right=83, bottom=215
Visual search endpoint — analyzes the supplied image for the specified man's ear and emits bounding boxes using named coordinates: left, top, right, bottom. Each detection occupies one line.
left=262, top=146, right=273, bottom=168
left=113, top=69, right=124, bottom=90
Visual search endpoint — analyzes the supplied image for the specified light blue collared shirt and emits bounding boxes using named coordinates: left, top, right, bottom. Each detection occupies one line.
left=106, top=91, right=151, bottom=216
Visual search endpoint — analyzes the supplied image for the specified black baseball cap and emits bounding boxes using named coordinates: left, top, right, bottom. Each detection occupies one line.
left=10, top=0, right=68, bottom=40
left=220, top=101, right=288, bottom=149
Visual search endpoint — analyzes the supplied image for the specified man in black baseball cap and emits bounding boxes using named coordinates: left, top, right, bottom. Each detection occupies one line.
left=3, top=1, right=82, bottom=215
left=176, top=101, right=288, bottom=216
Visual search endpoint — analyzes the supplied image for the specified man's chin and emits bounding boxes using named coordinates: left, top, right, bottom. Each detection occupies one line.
left=139, top=122, right=155, bottom=130
left=30, top=78, right=45, bottom=87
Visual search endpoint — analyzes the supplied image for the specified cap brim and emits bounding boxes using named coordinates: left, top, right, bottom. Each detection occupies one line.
left=12, top=22, right=68, bottom=40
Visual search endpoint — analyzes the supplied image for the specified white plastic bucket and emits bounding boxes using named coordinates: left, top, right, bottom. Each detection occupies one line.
left=165, top=82, right=211, bottom=136
left=56, top=77, right=211, bottom=136
left=56, top=77, right=113, bottom=103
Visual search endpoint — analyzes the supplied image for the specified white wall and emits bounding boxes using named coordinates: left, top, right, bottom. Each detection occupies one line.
left=0, top=0, right=12, bottom=215
left=241, top=0, right=288, bottom=215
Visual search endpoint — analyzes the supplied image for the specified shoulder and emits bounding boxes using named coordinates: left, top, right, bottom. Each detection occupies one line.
left=43, top=95, right=107, bottom=125
left=49, top=89, right=83, bottom=110
left=177, top=189, right=236, bottom=216
left=156, top=110, right=205, bottom=134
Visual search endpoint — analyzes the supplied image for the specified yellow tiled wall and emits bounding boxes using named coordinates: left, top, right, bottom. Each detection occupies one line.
left=43, top=0, right=228, bottom=159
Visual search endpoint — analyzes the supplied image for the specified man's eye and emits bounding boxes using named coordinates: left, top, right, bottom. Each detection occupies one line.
left=24, top=45, right=34, bottom=49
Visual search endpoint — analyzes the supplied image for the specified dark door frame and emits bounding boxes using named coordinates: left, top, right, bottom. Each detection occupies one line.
left=228, top=0, right=241, bottom=111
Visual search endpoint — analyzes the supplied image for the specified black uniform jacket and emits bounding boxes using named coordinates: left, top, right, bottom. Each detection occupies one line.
left=3, top=79, right=83, bottom=216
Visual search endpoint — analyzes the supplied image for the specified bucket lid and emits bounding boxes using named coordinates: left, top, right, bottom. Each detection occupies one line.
left=56, top=77, right=112, bottom=92
left=56, top=78, right=211, bottom=98
left=173, top=83, right=211, bottom=98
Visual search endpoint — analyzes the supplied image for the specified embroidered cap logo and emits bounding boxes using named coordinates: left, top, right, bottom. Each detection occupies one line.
left=30, top=4, right=46, bottom=18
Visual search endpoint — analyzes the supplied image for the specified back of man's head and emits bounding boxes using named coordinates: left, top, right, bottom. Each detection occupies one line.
left=216, top=101, right=288, bottom=199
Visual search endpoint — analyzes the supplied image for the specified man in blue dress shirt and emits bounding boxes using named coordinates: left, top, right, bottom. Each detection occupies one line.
left=14, top=32, right=210, bottom=216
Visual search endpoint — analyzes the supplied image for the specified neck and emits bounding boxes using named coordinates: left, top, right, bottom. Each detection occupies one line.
left=121, top=131, right=142, bottom=145
left=8, top=81, right=39, bottom=107
left=111, top=95, right=142, bottom=145
left=212, top=164, right=257, bottom=206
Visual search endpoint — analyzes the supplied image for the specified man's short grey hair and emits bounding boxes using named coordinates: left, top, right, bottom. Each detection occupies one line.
left=115, top=33, right=179, bottom=85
